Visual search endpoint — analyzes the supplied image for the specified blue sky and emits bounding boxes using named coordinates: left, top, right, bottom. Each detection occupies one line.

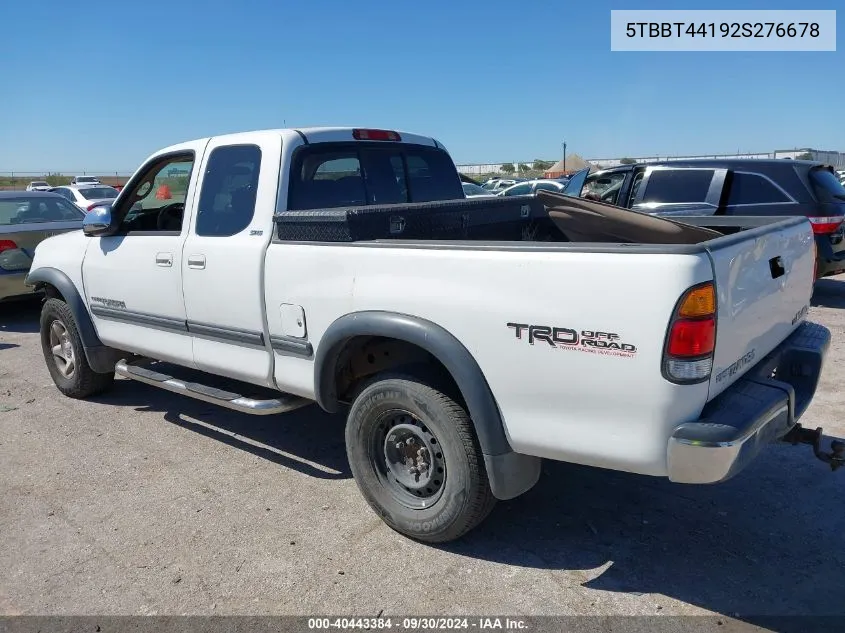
left=0, top=0, right=841, bottom=172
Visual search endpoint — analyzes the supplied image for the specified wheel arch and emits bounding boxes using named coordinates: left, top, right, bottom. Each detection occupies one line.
left=26, top=267, right=122, bottom=373
left=314, top=310, right=541, bottom=500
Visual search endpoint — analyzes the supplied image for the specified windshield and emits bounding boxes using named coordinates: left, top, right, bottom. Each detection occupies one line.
left=0, top=197, right=84, bottom=225
left=810, top=167, right=845, bottom=203
left=76, top=186, right=119, bottom=200
left=76, top=177, right=98, bottom=183
left=30, top=182, right=49, bottom=187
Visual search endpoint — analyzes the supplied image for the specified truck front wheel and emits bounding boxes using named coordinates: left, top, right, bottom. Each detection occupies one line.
left=345, top=372, right=496, bottom=543
left=39, top=298, right=115, bottom=399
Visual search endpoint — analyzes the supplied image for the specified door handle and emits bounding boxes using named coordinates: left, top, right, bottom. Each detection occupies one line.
left=155, top=252, right=173, bottom=267
left=187, top=254, right=206, bottom=270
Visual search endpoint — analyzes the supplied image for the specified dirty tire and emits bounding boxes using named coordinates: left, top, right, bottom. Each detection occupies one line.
left=40, top=298, right=114, bottom=399
left=346, top=372, right=496, bottom=543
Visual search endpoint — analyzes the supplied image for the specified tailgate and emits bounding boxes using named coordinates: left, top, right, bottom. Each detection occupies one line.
left=706, top=218, right=816, bottom=399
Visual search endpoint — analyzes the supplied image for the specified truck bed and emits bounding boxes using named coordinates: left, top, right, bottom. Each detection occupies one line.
left=273, top=191, right=808, bottom=252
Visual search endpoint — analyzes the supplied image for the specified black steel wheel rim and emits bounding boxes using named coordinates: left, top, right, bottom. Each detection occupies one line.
left=370, top=409, right=446, bottom=510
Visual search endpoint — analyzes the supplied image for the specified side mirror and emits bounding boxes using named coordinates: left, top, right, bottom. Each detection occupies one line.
left=82, top=204, right=115, bottom=236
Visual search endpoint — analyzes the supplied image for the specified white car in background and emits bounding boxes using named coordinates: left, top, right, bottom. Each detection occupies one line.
left=497, top=179, right=568, bottom=197
left=25, top=181, right=52, bottom=192
left=70, top=176, right=101, bottom=186
left=462, top=182, right=497, bottom=198
left=50, top=184, right=120, bottom=212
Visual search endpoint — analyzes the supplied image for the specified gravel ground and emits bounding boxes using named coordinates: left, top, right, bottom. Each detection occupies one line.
left=1, top=280, right=844, bottom=622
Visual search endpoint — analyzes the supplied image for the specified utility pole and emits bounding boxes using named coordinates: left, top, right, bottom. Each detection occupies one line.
left=562, top=141, right=567, bottom=172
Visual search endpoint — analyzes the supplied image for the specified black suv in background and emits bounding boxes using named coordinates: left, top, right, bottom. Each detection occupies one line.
left=571, top=159, right=845, bottom=278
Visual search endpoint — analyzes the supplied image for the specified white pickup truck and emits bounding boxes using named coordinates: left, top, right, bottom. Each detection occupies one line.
left=26, top=127, right=840, bottom=543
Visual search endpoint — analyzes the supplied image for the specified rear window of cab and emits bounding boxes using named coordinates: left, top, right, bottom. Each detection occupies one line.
left=287, top=144, right=464, bottom=210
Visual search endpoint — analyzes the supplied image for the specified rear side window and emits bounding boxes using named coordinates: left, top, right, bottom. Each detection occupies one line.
left=288, top=144, right=463, bottom=210
left=809, top=167, right=845, bottom=203
left=640, top=169, right=714, bottom=205
left=727, top=172, right=791, bottom=205
left=196, top=144, right=261, bottom=237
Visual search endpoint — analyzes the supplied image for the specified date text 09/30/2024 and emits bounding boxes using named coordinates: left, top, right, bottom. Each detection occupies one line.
left=307, top=617, right=528, bottom=630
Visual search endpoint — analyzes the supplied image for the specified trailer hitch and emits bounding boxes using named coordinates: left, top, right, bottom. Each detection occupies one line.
left=782, top=424, right=845, bottom=472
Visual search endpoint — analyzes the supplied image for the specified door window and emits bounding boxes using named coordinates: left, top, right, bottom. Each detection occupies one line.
left=118, top=153, right=196, bottom=233
left=195, top=145, right=262, bottom=237
left=640, top=169, right=715, bottom=205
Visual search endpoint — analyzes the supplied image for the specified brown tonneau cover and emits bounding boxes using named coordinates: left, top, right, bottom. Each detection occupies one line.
left=537, top=190, right=723, bottom=245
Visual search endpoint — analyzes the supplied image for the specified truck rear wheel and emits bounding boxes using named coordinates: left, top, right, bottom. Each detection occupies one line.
left=345, top=372, right=496, bottom=543
left=39, top=298, right=115, bottom=399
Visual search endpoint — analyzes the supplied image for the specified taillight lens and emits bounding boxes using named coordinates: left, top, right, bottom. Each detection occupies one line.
left=808, top=216, right=844, bottom=235
left=663, top=281, right=717, bottom=384
left=667, top=318, right=716, bottom=357
left=0, top=239, right=25, bottom=272
left=87, top=203, right=99, bottom=211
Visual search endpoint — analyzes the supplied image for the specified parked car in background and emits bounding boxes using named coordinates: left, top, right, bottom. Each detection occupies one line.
left=482, top=179, right=518, bottom=192
left=497, top=179, right=567, bottom=196
left=0, top=191, right=84, bottom=302
left=26, top=181, right=52, bottom=192
left=462, top=182, right=497, bottom=198
left=70, top=176, right=101, bottom=185
left=50, top=184, right=120, bottom=212
left=565, top=159, right=845, bottom=279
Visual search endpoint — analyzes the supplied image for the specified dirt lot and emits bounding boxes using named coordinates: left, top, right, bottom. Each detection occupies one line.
left=1, top=281, right=844, bottom=621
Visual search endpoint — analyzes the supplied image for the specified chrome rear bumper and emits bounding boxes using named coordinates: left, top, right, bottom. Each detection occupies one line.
left=668, top=321, right=831, bottom=484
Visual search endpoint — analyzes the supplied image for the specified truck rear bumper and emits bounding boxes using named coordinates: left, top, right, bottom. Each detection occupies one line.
left=667, top=321, right=830, bottom=484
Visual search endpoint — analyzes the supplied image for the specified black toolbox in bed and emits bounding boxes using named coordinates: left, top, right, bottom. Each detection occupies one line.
left=274, top=195, right=549, bottom=242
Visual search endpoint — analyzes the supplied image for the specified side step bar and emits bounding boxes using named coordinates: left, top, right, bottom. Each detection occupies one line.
left=115, top=359, right=311, bottom=416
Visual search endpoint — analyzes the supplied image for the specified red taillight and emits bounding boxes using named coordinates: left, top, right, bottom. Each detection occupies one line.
left=808, top=216, right=844, bottom=235
left=663, top=281, right=717, bottom=383
left=0, top=239, right=17, bottom=253
left=87, top=203, right=99, bottom=211
left=352, top=128, right=401, bottom=141
left=667, top=318, right=716, bottom=357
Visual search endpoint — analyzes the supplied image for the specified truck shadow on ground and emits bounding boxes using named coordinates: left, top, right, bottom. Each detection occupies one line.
left=92, top=378, right=351, bottom=480
left=812, top=277, right=845, bottom=309
left=445, top=442, right=845, bottom=624
left=0, top=298, right=41, bottom=334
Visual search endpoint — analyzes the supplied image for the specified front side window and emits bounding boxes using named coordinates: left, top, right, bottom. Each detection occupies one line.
left=118, top=153, right=195, bottom=233
left=639, top=169, right=715, bottom=205
left=195, top=144, right=262, bottom=237
left=726, top=172, right=791, bottom=205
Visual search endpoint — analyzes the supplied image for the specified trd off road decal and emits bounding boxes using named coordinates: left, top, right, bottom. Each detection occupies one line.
left=90, top=296, right=127, bottom=309
left=506, top=323, right=637, bottom=358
